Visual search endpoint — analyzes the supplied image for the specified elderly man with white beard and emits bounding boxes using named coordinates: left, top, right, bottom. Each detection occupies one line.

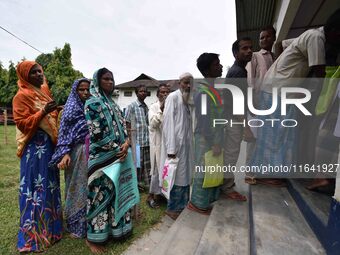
left=159, top=72, right=194, bottom=220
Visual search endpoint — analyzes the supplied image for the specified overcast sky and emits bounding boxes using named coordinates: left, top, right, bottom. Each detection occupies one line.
left=0, top=0, right=237, bottom=84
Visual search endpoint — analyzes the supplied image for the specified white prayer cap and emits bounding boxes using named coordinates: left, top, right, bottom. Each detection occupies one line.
left=179, top=72, right=193, bottom=80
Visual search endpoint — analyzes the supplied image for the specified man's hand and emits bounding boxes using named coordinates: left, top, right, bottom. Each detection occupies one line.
left=160, top=100, right=165, bottom=112
left=211, top=144, right=222, bottom=156
left=243, top=126, right=255, bottom=142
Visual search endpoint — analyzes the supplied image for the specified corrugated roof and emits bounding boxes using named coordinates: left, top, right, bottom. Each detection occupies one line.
left=236, top=0, right=339, bottom=47
left=286, top=0, right=339, bottom=38
left=235, top=0, right=277, bottom=51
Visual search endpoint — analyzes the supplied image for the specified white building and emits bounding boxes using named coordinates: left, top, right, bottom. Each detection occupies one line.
left=114, top=73, right=178, bottom=112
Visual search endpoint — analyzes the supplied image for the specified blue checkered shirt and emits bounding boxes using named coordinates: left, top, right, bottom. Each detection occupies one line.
left=125, top=99, right=149, bottom=147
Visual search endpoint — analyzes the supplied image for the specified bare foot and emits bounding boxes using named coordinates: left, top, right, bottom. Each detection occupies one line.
left=306, top=179, right=330, bottom=191
left=69, top=233, right=80, bottom=239
left=86, top=240, right=106, bottom=254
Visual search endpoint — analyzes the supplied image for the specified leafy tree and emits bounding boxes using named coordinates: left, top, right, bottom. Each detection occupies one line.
left=0, top=61, right=17, bottom=106
left=0, top=62, right=8, bottom=106
left=37, top=43, right=84, bottom=105
left=0, top=43, right=83, bottom=106
left=35, top=53, right=53, bottom=71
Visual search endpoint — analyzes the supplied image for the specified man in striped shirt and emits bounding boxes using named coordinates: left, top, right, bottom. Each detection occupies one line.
left=125, top=85, right=150, bottom=190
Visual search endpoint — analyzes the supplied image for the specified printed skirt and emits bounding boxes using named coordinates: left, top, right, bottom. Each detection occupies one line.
left=18, top=130, right=62, bottom=252
left=87, top=173, right=132, bottom=243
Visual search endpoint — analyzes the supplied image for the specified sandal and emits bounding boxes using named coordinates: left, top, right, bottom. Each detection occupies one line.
left=306, top=179, right=330, bottom=191
left=165, top=210, right=180, bottom=220
left=245, top=176, right=256, bottom=185
left=138, top=184, right=145, bottom=192
left=187, top=201, right=211, bottom=215
left=256, top=179, right=287, bottom=187
left=223, top=191, right=247, bottom=201
left=147, top=199, right=160, bottom=209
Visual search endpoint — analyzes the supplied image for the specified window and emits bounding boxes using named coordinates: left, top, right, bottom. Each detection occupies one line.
left=124, top=91, right=132, bottom=97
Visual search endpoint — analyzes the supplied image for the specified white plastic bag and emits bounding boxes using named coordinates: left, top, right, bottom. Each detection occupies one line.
left=161, top=157, right=179, bottom=199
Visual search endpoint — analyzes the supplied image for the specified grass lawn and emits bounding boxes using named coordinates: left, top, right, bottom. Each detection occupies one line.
left=0, top=125, right=165, bottom=254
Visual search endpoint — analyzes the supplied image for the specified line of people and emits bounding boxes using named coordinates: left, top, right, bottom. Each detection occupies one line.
left=14, top=65, right=135, bottom=253
left=12, top=7, right=340, bottom=253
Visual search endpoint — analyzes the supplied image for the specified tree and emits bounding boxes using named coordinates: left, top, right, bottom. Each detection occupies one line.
left=35, top=53, right=53, bottom=71
left=37, top=43, right=84, bottom=105
left=0, top=61, right=17, bottom=106
left=0, top=62, right=8, bottom=106
left=0, top=43, right=83, bottom=106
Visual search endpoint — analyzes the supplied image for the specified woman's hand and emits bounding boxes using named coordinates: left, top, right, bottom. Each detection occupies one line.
left=43, top=101, right=58, bottom=114
left=117, top=141, right=129, bottom=162
left=57, top=154, right=71, bottom=170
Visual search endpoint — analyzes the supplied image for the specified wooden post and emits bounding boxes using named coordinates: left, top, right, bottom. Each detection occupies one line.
left=4, top=109, right=8, bottom=145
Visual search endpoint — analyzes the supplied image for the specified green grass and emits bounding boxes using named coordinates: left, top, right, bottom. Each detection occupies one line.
left=0, top=125, right=165, bottom=254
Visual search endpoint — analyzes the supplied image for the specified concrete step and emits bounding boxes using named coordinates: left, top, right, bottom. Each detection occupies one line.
left=194, top=195, right=249, bottom=255
left=287, top=179, right=333, bottom=253
left=123, top=215, right=174, bottom=255
left=251, top=184, right=325, bottom=255
left=288, top=179, right=331, bottom=226
left=151, top=207, right=209, bottom=255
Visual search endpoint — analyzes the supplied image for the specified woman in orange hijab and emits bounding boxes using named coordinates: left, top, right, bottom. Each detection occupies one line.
left=13, top=61, right=62, bottom=252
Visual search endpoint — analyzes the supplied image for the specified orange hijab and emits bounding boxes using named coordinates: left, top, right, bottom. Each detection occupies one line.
left=12, top=61, right=58, bottom=157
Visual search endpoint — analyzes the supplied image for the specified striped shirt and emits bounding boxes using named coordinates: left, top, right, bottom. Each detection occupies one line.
left=125, top=99, right=149, bottom=147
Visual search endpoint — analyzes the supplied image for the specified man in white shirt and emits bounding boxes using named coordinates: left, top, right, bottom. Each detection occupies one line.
left=245, top=26, right=276, bottom=177
left=147, top=84, right=170, bottom=208
left=247, top=26, right=276, bottom=97
left=250, top=8, right=340, bottom=186
left=160, top=73, right=194, bottom=220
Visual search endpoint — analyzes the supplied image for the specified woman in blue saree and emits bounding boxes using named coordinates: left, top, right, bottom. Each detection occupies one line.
left=50, top=78, right=91, bottom=238
left=85, top=68, right=132, bottom=251
left=13, top=60, right=62, bottom=252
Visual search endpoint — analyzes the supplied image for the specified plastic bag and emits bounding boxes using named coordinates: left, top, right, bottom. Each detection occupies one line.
left=161, top=157, right=179, bottom=199
left=202, top=150, right=224, bottom=188
left=315, top=66, right=340, bottom=115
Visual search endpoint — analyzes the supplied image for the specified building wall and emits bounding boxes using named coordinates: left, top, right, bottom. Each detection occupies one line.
left=114, top=88, right=158, bottom=112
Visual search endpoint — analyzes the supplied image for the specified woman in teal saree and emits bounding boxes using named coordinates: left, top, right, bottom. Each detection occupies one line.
left=85, top=68, right=133, bottom=251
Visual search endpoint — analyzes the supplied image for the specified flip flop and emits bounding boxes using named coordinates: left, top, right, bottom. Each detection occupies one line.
left=223, top=191, right=247, bottom=201
left=256, top=179, right=287, bottom=187
left=147, top=199, right=160, bottom=209
left=138, top=184, right=145, bottom=192
left=165, top=210, right=180, bottom=220
left=245, top=176, right=256, bottom=185
left=187, top=201, right=211, bottom=215
left=306, top=179, right=330, bottom=191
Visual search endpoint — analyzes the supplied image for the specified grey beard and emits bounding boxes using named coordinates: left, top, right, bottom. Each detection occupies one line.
left=182, top=91, right=190, bottom=104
